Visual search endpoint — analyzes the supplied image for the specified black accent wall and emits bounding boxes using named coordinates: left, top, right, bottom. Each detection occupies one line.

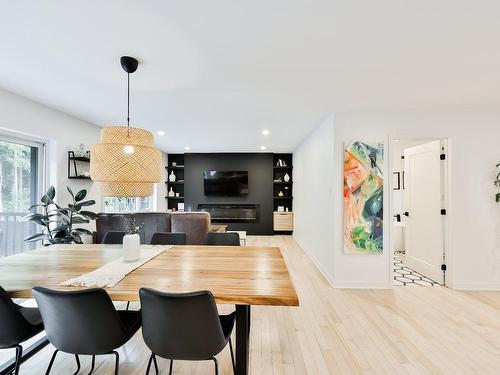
left=183, top=153, right=274, bottom=235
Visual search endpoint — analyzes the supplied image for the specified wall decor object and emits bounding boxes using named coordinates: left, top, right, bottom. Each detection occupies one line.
left=90, top=56, right=161, bottom=197
left=392, top=172, right=400, bottom=190
left=343, top=141, right=384, bottom=254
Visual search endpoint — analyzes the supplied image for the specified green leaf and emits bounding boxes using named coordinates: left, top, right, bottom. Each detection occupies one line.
left=72, top=228, right=92, bottom=235
left=24, top=233, right=47, bottom=242
left=67, top=186, right=74, bottom=198
left=20, top=213, right=48, bottom=226
left=51, top=224, right=70, bottom=233
left=74, top=189, right=87, bottom=202
left=79, top=210, right=97, bottom=220
left=77, top=200, right=95, bottom=207
left=71, top=217, right=90, bottom=224
left=70, top=232, right=82, bottom=244
left=47, top=186, right=56, bottom=200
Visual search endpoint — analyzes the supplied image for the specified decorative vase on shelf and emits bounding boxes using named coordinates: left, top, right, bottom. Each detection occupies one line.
left=168, top=187, right=175, bottom=197
left=278, top=190, right=284, bottom=197
left=169, top=171, right=176, bottom=182
left=123, top=233, right=140, bottom=262
left=283, top=173, right=290, bottom=182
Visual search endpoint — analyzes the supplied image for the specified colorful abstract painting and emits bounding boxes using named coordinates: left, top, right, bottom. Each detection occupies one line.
left=343, top=141, right=384, bottom=254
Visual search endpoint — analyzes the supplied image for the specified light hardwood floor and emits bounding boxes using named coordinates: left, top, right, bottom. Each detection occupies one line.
left=4, top=235, right=500, bottom=374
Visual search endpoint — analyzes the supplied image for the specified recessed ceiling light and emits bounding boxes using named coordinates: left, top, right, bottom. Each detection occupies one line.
left=157, top=130, right=165, bottom=136
left=260, top=146, right=266, bottom=150
left=262, top=129, right=270, bottom=135
left=185, top=146, right=190, bottom=150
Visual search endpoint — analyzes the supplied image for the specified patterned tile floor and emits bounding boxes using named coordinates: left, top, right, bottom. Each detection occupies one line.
left=394, top=251, right=437, bottom=286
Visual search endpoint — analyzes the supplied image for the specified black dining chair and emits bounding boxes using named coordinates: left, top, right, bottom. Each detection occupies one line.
left=206, top=232, right=240, bottom=246
left=139, top=288, right=236, bottom=375
left=32, top=287, right=142, bottom=375
left=0, top=286, right=45, bottom=375
left=150, top=232, right=187, bottom=245
left=101, top=231, right=126, bottom=244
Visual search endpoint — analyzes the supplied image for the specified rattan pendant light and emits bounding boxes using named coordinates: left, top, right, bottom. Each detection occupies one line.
left=90, top=56, right=161, bottom=197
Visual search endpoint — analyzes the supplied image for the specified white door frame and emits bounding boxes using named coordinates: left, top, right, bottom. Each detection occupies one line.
left=389, top=137, right=453, bottom=288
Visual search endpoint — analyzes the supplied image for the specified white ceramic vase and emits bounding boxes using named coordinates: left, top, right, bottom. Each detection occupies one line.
left=169, top=171, right=176, bottom=182
left=123, top=233, right=140, bottom=262
left=283, top=173, right=290, bottom=182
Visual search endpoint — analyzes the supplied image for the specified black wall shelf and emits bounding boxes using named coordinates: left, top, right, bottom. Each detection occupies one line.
left=67, top=151, right=91, bottom=180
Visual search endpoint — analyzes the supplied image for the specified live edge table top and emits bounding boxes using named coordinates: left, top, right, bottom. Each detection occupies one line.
left=0, top=244, right=299, bottom=307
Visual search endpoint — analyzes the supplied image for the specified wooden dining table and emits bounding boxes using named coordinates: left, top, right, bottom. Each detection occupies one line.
left=0, top=244, right=299, bottom=375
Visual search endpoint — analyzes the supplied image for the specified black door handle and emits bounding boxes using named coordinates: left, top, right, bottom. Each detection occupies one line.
left=403, top=211, right=410, bottom=217
left=394, top=214, right=401, bottom=222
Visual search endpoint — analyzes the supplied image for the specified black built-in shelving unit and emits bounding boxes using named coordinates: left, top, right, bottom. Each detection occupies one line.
left=165, top=154, right=185, bottom=211
left=272, top=153, right=293, bottom=212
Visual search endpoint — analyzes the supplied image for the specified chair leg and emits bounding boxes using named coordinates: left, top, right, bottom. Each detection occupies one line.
left=111, top=351, right=119, bottom=375
left=45, top=349, right=59, bottom=375
left=229, top=337, right=236, bottom=374
left=126, top=301, right=130, bottom=310
left=211, top=357, right=219, bottom=375
left=73, top=354, right=81, bottom=375
left=13, top=345, right=22, bottom=375
left=153, top=354, right=159, bottom=374
left=145, top=353, right=158, bottom=375
left=168, top=359, right=173, bottom=375
left=88, top=355, right=96, bottom=374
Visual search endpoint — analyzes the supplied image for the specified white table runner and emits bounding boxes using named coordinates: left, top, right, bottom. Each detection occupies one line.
left=60, top=246, right=172, bottom=288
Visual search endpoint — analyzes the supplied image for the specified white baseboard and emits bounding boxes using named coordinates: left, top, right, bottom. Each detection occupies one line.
left=453, top=282, right=500, bottom=291
left=293, top=235, right=393, bottom=289
left=294, top=236, right=336, bottom=287
left=331, top=280, right=393, bottom=289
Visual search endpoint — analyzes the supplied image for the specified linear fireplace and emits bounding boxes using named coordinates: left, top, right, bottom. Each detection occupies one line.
left=198, top=204, right=259, bottom=223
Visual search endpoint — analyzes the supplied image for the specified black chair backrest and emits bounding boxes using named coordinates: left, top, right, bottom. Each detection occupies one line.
left=206, top=232, right=240, bottom=246
left=150, top=232, right=187, bottom=245
left=140, top=288, right=226, bottom=360
left=0, top=286, right=34, bottom=348
left=32, top=287, right=128, bottom=355
left=101, top=231, right=126, bottom=244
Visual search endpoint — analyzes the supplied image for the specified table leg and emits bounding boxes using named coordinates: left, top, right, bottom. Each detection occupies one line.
left=235, top=305, right=250, bottom=375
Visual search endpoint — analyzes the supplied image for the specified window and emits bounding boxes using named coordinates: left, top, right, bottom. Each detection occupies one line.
left=0, top=135, right=45, bottom=257
left=103, top=186, right=157, bottom=213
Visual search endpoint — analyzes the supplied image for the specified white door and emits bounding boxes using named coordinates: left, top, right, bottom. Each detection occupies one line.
left=403, top=140, right=444, bottom=284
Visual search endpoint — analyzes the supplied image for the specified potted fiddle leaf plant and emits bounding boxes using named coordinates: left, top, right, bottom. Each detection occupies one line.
left=123, top=217, right=142, bottom=262
left=496, top=163, right=500, bottom=202
left=22, top=186, right=97, bottom=245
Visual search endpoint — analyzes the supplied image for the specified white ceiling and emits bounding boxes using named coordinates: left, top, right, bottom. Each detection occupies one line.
left=1, top=1, right=500, bottom=152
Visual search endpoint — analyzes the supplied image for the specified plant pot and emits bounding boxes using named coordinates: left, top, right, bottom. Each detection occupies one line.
left=123, top=233, right=140, bottom=262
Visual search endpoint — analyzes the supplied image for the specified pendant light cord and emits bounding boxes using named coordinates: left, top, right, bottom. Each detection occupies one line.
left=127, top=72, right=130, bottom=135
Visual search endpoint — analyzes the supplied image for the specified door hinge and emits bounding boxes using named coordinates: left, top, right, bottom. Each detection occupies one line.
left=440, top=153, right=446, bottom=160
left=440, top=209, right=446, bottom=215
left=441, top=264, right=447, bottom=272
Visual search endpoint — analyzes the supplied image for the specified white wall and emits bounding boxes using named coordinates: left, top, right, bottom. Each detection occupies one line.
left=293, top=114, right=336, bottom=283
left=0, top=88, right=103, bottom=220
left=294, top=110, right=500, bottom=290
left=0, top=88, right=168, bottom=232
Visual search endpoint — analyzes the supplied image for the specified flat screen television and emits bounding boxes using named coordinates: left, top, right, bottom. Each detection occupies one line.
left=203, top=171, right=248, bottom=196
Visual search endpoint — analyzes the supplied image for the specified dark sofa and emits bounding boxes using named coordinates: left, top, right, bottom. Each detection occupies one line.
left=94, top=212, right=211, bottom=245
